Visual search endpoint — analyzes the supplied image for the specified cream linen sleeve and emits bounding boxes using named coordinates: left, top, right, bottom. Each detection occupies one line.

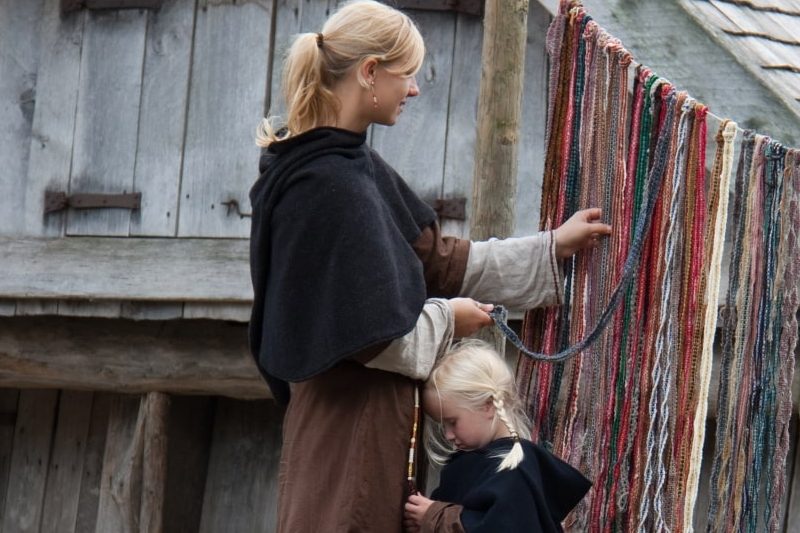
left=364, top=298, right=454, bottom=380
left=459, top=231, right=564, bottom=311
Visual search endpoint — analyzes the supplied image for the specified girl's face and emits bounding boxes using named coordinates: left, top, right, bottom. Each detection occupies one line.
left=423, top=389, right=499, bottom=451
left=370, top=63, right=419, bottom=126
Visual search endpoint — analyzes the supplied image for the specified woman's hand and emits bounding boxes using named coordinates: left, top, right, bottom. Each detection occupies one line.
left=553, top=207, right=612, bottom=259
left=404, top=493, right=434, bottom=532
left=449, top=298, right=493, bottom=338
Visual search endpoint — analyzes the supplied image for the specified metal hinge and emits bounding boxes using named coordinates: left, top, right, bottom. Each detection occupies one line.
left=61, top=0, right=163, bottom=14
left=44, top=191, right=142, bottom=214
left=431, top=197, right=466, bottom=220
left=393, top=0, right=484, bottom=17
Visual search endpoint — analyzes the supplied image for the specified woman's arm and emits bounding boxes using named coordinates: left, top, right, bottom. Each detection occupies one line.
left=358, top=298, right=493, bottom=379
left=459, top=208, right=611, bottom=310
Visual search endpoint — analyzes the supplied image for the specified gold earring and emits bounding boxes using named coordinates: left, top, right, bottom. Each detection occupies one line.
left=370, top=80, right=378, bottom=108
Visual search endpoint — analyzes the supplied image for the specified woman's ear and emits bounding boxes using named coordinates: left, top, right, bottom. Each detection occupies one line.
left=481, top=399, right=495, bottom=418
left=357, top=57, right=379, bottom=88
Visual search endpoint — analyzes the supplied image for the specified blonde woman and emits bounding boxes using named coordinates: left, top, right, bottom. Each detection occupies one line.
left=248, top=1, right=610, bottom=530
left=404, top=340, right=591, bottom=532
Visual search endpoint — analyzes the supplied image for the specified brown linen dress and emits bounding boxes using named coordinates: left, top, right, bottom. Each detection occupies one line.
left=276, top=223, right=468, bottom=533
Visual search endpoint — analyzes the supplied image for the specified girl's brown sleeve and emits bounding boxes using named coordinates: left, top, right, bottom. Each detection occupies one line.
left=420, top=501, right=465, bottom=533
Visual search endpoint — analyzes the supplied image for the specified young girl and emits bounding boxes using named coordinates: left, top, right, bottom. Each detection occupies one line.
left=404, top=341, right=592, bottom=532
left=248, top=1, right=608, bottom=531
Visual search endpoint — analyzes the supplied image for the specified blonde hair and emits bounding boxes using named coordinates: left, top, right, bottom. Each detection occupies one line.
left=256, top=0, right=425, bottom=147
left=425, top=340, right=531, bottom=472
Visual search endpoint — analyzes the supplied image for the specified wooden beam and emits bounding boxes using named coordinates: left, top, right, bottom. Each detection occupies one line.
left=0, top=237, right=251, bottom=302
left=0, top=316, right=270, bottom=400
left=141, top=392, right=169, bottom=533
left=470, top=0, right=530, bottom=353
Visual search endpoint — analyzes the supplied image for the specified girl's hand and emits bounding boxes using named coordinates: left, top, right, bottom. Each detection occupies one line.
left=449, top=298, right=493, bottom=338
left=553, top=207, right=612, bottom=259
left=404, top=493, right=434, bottom=531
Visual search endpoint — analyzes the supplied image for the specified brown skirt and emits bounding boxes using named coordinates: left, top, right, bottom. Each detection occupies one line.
left=277, top=362, right=416, bottom=533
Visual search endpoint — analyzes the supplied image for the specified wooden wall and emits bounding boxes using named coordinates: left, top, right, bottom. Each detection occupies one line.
left=0, top=0, right=551, bottom=321
left=0, top=387, right=283, bottom=533
left=0, top=0, right=550, bottom=241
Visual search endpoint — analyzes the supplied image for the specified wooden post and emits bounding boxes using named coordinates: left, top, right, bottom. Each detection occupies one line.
left=470, top=0, right=530, bottom=354
left=141, top=392, right=169, bottom=533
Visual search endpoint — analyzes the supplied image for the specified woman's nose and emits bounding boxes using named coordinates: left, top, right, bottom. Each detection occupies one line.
left=408, top=77, right=420, bottom=97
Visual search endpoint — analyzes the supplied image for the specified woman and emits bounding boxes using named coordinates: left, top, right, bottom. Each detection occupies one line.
left=248, top=2, right=610, bottom=531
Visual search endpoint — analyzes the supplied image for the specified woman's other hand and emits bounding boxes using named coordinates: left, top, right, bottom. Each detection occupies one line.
left=553, top=207, right=612, bottom=259
left=449, top=298, right=493, bottom=338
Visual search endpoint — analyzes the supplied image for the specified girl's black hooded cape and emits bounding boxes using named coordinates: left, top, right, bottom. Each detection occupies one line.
left=248, top=127, right=436, bottom=403
left=432, top=438, right=592, bottom=532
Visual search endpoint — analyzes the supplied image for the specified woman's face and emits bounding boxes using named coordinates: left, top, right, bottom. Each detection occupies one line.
left=370, top=64, right=419, bottom=126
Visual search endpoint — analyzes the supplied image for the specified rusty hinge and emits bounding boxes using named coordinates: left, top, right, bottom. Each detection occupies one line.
left=431, top=197, right=466, bottom=220
left=393, top=0, right=484, bottom=17
left=61, top=0, right=163, bottom=14
left=221, top=199, right=252, bottom=219
left=44, top=191, right=141, bottom=214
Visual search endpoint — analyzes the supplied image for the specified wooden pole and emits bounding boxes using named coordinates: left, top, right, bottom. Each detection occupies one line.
left=470, top=0, right=530, bottom=354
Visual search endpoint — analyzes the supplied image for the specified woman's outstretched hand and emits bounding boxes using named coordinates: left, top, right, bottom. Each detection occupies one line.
left=449, top=298, right=494, bottom=338
left=553, top=207, right=612, bottom=259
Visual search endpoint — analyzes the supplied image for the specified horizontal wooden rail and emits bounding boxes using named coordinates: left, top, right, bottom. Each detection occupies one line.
left=0, top=316, right=270, bottom=400
left=0, top=237, right=252, bottom=302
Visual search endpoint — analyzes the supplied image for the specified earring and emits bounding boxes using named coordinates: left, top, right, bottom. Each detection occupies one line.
left=370, top=80, right=378, bottom=108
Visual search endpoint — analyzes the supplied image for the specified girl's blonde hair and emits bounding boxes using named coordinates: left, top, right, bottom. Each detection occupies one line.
left=425, top=340, right=532, bottom=472
left=256, top=0, right=425, bottom=147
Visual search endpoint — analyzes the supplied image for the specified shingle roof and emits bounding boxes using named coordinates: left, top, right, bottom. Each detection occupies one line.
left=678, top=0, right=800, bottom=119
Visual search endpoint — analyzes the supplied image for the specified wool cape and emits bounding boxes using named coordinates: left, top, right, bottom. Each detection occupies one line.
left=248, top=127, right=437, bottom=403
left=431, top=438, right=592, bottom=532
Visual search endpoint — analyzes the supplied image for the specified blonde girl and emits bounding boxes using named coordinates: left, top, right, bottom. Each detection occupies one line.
left=404, top=341, right=592, bottom=532
left=248, top=1, right=609, bottom=531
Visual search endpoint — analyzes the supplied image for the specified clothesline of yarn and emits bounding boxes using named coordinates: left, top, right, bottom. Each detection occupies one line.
left=512, top=2, right=745, bottom=530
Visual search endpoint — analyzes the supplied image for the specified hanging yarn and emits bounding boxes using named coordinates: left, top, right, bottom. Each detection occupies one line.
left=510, top=1, right=752, bottom=530
left=705, top=135, right=800, bottom=532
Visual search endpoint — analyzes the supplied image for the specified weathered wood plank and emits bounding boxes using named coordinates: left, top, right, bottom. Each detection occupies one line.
left=0, top=389, right=20, bottom=526
left=183, top=302, right=251, bottom=322
left=268, top=0, right=334, bottom=118
left=178, top=0, right=272, bottom=238
left=370, top=10, right=456, bottom=203
left=691, top=419, right=716, bottom=531
left=120, top=302, right=184, bottom=321
left=162, top=396, right=215, bottom=533
left=198, top=399, right=283, bottom=533
left=514, top=2, right=550, bottom=237
left=75, top=393, right=112, bottom=533
left=22, top=1, right=85, bottom=238
left=777, top=415, right=798, bottom=532
left=0, top=302, right=15, bottom=317
left=0, top=316, right=268, bottom=400
left=40, top=390, right=94, bottom=533
left=440, top=13, right=483, bottom=240
left=1, top=389, right=58, bottom=533
left=129, top=0, right=196, bottom=237
left=0, top=0, right=45, bottom=237
left=66, top=9, right=147, bottom=237
left=57, top=301, right=122, bottom=318
left=15, top=300, right=58, bottom=316
left=0, top=237, right=251, bottom=302
left=786, top=414, right=800, bottom=532
left=95, top=394, right=144, bottom=533
left=140, top=392, right=169, bottom=533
